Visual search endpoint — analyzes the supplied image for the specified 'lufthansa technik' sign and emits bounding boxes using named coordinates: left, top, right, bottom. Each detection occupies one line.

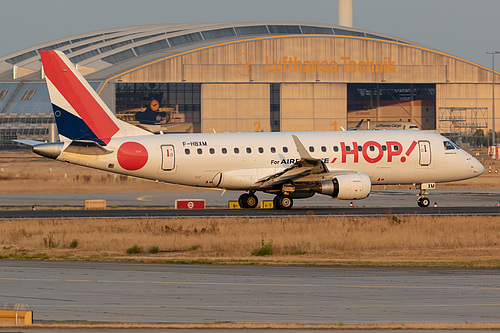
left=236, top=53, right=397, bottom=75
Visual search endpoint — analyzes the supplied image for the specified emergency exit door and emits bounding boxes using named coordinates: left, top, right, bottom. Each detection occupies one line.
left=418, top=141, right=431, bottom=166
left=161, top=145, right=175, bottom=170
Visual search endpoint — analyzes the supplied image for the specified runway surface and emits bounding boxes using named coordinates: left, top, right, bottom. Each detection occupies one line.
left=0, top=189, right=499, bottom=218
left=1, top=189, right=499, bottom=208
left=0, top=261, right=499, bottom=325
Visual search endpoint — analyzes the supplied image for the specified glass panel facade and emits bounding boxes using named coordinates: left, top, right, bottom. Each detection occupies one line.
left=234, top=25, right=269, bottom=35
left=168, top=32, right=203, bottom=46
left=347, top=83, right=436, bottom=130
left=7, top=83, right=51, bottom=114
left=333, top=28, right=365, bottom=37
left=201, top=28, right=236, bottom=39
left=102, top=49, right=136, bottom=64
left=5, top=50, right=38, bottom=65
left=69, top=49, right=100, bottom=63
left=270, top=83, right=280, bottom=132
left=133, top=39, right=169, bottom=56
left=301, top=26, right=334, bottom=34
left=98, top=40, right=133, bottom=53
left=365, top=33, right=395, bottom=42
left=268, top=25, right=302, bottom=34
left=116, top=83, right=201, bottom=132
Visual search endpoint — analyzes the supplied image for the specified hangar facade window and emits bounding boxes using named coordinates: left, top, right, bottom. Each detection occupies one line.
left=347, top=83, right=436, bottom=130
left=270, top=83, right=280, bottom=132
left=116, top=82, right=201, bottom=131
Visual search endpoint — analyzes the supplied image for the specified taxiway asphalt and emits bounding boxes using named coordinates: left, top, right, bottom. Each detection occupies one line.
left=0, top=261, right=499, bottom=325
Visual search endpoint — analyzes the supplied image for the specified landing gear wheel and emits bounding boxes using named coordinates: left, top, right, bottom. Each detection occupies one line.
left=273, top=194, right=293, bottom=210
left=417, top=196, right=430, bottom=207
left=238, top=193, right=258, bottom=209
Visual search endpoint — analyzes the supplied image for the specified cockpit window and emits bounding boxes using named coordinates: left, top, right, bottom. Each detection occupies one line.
left=443, top=141, right=455, bottom=150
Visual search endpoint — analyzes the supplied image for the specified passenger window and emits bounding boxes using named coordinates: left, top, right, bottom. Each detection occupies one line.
left=382, top=145, right=387, bottom=151
left=222, top=148, right=227, bottom=154
left=333, top=146, right=339, bottom=152
left=197, top=148, right=203, bottom=154
left=271, top=147, right=276, bottom=153
left=185, top=149, right=190, bottom=155
left=209, top=148, right=215, bottom=154
left=443, top=141, right=455, bottom=150
left=393, top=145, right=399, bottom=151
left=234, top=147, right=239, bottom=154
left=345, top=146, right=351, bottom=152
left=309, top=146, right=314, bottom=152
left=369, top=145, right=375, bottom=151
left=357, top=146, right=362, bottom=152
left=246, top=147, right=252, bottom=153
left=321, top=146, right=326, bottom=152
left=258, top=147, right=264, bottom=153
left=283, top=147, right=288, bottom=153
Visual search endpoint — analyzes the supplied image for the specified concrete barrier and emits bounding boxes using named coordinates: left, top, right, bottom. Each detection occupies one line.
left=0, top=310, right=33, bottom=325
left=84, top=199, right=106, bottom=210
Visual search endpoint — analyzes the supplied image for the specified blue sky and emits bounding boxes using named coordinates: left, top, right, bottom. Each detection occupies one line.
left=1, top=0, right=499, bottom=67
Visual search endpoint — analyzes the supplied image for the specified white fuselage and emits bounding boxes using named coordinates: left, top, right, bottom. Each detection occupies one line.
left=56, top=130, right=483, bottom=190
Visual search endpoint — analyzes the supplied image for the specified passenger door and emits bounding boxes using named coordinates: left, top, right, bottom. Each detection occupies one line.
left=418, top=141, right=431, bottom=166
left=161, top=145, right=175, bottom=171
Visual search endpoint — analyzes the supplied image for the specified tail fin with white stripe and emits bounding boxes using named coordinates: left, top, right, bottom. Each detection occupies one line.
left=40, top=50, right=151, bottom=145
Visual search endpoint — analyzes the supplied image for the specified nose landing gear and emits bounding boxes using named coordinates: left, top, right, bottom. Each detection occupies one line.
left=416, top=183, right=434, bottom=207
left=417, top=196, right=430, bottom=207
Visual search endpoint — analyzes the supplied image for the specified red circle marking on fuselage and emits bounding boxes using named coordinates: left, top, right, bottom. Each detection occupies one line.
left=117, top=142, right=148, bottom=171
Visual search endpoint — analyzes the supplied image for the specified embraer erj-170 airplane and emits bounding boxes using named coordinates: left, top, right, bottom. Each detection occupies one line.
left=16, top=51, right=484, bottom=209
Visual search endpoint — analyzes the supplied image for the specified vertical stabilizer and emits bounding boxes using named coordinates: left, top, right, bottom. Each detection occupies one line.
left=40, top=50, right=151, bottom=145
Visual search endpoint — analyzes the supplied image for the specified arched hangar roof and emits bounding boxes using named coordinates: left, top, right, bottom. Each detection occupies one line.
left=0, top=21, right=431, bottom=81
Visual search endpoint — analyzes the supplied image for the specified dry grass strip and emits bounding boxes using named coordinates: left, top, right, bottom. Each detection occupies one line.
left=1, top=215, right=500, bottom=266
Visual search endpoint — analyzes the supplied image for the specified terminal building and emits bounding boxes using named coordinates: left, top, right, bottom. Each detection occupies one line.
left=0, top=21, right=496, bottom=147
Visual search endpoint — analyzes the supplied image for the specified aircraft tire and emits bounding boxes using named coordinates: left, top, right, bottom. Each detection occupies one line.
left=417, top=196, right=430, bottom=207
left=238, top=193, right=258, bottom=209
left=274, top=194, right=293, bottom=210
left=238, top=194, right=249, bottom=208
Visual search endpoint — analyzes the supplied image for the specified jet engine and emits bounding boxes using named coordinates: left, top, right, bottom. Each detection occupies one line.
left=313, top=173, right=372, bottom=200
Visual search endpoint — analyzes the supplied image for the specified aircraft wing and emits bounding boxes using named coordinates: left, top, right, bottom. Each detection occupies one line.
left=252, top=135, right=331, bottom=189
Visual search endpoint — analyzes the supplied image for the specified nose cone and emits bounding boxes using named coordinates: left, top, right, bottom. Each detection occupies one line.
left=472, top=157, right=485, bottom=176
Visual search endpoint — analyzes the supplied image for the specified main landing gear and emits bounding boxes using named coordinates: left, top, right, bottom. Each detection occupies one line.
left=273, top=193, right=293, bottom=210
left=238, top=192, right=258, bottom=208
left=237, top=192, right=295, bottom=209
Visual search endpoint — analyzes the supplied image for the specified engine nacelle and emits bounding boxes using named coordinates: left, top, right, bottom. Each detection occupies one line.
left=314, top=173, right=372, bottom=200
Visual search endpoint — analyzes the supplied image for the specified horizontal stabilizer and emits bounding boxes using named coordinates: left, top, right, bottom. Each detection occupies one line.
left=13, top=139, right=46, bottom=147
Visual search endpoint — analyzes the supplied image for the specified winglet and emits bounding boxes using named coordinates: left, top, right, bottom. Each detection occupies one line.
left=292, top=135, right=315, bottom=161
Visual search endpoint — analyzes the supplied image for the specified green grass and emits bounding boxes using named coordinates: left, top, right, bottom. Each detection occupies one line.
left=251, top=235, right=274, bottom=256
left=126, top=245, right=141, bottom=254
